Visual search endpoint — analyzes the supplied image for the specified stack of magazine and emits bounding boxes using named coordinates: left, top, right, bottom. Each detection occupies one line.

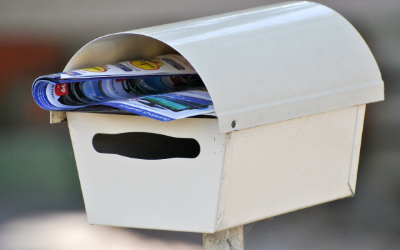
left=32, top=54, right=215, bottom=121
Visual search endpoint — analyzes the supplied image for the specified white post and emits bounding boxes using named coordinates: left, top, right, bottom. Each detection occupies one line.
left=203, top=225, right=244, bottom=250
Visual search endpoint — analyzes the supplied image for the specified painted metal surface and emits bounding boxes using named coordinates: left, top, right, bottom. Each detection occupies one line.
left=67, top=113, right=227, bottom=233
left=64, top=1, right=383, bottom=133
left=216, top=105, right=364, bottom=231
left=348, top=104, right=366, bottom=195
left=66, top=104, right=364, bottom=233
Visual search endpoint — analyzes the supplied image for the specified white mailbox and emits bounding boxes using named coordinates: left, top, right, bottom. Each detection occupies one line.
left=56, top=1, right=384, bottom=233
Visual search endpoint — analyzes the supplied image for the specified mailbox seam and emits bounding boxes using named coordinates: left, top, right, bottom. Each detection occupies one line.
left=215, top=132, right=233, bottom=231
left=347, top=104, right=366, bottom=195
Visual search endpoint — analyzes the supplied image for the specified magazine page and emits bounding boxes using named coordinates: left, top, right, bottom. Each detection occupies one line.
left=58, top=54, right=197, bottom=80
left=105, top=89, right=214, bottom=121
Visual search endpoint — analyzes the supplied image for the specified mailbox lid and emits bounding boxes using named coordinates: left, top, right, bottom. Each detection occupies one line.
left=64, top=1, right=384, bottom=133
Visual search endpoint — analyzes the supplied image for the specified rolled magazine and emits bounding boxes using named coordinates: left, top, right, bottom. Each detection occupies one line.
left=32, top=54, right=214, bottom=121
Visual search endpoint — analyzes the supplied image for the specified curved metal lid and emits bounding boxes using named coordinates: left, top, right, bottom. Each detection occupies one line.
left=65, top=1, right=384, bottom=133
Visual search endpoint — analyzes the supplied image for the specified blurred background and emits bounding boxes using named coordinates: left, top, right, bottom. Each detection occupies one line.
left=0, top=0, right=399, bottom=249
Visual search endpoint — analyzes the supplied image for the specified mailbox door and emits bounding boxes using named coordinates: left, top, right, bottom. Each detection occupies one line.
left=67, top=113, right=227, bottom=233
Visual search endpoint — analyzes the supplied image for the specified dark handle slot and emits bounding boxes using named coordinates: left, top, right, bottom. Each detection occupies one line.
left=92, top=132, right=200, bottom=160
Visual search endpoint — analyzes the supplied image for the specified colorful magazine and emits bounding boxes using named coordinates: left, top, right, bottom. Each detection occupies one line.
left=32, top=54, right=215, bottom=121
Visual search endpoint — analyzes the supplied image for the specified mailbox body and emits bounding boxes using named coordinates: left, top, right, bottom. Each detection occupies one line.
left=67, top=104, right=365, bottom=233
left=57, top=1, right=384, bottom=233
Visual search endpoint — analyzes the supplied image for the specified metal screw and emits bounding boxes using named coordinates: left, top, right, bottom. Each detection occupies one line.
left=231, top=120, right=236, bottom=128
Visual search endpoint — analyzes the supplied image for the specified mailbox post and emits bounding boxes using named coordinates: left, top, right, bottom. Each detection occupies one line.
left=203, top=226, right=244, bottom=250
left=51, top=2, right=384, bottom=249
